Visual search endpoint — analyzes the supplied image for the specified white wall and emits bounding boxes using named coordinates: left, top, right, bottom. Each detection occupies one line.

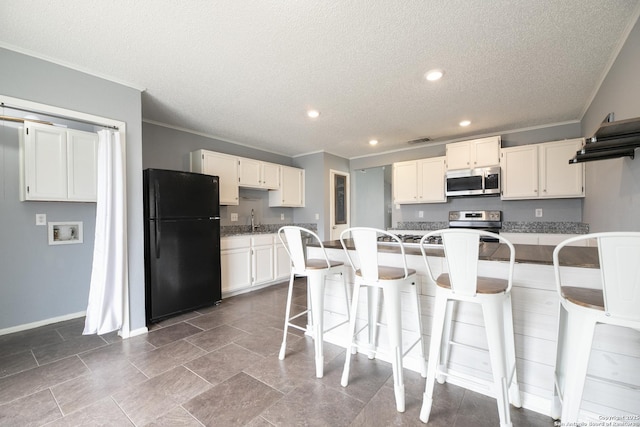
left=581, top=17, right=640, bottom=232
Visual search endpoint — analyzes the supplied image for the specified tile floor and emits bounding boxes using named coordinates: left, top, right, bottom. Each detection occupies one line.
left=0, top=279, right=555, bottom=426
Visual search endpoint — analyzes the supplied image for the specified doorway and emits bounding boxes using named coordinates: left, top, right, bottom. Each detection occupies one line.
left=330, top=170, right=350, bottom=240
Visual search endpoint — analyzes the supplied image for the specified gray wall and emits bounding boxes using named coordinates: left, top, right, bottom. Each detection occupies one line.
left=292, top=152, right=325, bottom=236
left=353, top=166, right=389, bottom=229
left=142, top=122, right=295, bottom=227
left=292, top=152, right=350, bottom=240
left=0, top=48, right=144, bottom=332
left=581, top=17, right=640, bottom=232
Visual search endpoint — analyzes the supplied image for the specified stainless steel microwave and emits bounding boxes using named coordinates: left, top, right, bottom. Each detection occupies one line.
left=445, top=166, right=501, bottom=197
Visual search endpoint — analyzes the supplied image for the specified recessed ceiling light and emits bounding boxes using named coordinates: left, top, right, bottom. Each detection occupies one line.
left=369, top=139, right=379, bottom=146
left=307, top=110, right=320, bottom=118
left=425, top=69, right=444, bottom=81
left=459, top=120, right=471, bottom=127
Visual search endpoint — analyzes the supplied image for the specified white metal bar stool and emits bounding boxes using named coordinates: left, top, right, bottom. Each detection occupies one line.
left=551, top=232, right=640, bottom=423
left=340, top=227, right=426, bottom=413
left=277, top=226, right=350, bottom=378
left=419, top=229, right=521, bottom=427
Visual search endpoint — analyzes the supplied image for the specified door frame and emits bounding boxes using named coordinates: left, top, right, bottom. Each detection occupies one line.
left=329, top=169, right=350, bottom=240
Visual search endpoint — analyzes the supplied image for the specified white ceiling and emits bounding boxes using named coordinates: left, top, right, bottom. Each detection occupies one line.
left=1, top=1, right=639, bottom=159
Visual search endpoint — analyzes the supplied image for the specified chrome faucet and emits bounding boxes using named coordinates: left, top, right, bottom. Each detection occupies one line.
left=251, top=209, right=258, bottom=232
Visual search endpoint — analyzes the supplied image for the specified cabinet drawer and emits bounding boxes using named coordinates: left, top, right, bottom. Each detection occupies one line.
left=251, top=234, right=275, bottom=246
left=221, top=236, right=251, bottom=250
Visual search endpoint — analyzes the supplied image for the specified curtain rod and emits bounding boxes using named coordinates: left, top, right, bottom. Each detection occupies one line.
left=0, top=102, right=119, bottom=130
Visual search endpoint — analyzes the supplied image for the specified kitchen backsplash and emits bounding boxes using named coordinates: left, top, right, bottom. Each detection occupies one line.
left=221, top=223, right=317, bottom=236
left=395, top=221, right=589, bottom=234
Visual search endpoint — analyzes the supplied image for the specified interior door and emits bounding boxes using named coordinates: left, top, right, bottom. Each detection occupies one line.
left=330, top=170, right=350, bottom=240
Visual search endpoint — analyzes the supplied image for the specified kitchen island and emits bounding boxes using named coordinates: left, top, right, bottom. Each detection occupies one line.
left=307, top=240, right=639, bottom=420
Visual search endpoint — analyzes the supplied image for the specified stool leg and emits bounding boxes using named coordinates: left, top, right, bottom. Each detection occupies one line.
left=279, top=273, right=295, bottom=360
left=437, top=300, right=454, bottom=384
left=420, top=290, right=448, bottom=423
left=502, top=294, right=521, bottom=408
left=342, top=281, right=362, bottom=387
left=410, top=279, right=427, bottom=378
left=482, top=297, right=512, bottom=427
left=560, top=309, right=596, bottom=423
left=383, top=283, right=405, bottom=413
left=551, top=303, right=569, bottom=420
left=341, top=268, right=351, bottom=320
left=366, top=286, right=380, bottom=359
left=309, top=271, right=326, bottom=378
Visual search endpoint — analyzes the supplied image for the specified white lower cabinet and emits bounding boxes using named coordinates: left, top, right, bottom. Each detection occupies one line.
left=221, top=233, right=290, bottom=296
left=220, top=236, right=252, bottom=294
left=275, top=240, right=292, bottom=280
left=251, top=235, right=275, bottom=285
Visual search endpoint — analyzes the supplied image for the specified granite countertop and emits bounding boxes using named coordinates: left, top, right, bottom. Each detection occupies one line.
left=221, top=223, right=317, bottom=237
left=315, top=240, right=600, bottom=269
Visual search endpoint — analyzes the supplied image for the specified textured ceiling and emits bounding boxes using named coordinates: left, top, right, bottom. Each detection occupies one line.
left=1, top=1, right=639, bottom=159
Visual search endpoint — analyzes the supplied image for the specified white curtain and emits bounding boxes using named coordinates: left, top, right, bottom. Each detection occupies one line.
left=83, top=129, right=128, bottom=335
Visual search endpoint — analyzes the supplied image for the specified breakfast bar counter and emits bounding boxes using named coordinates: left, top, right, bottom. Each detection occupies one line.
left=307, top=240, right=639, bottom=421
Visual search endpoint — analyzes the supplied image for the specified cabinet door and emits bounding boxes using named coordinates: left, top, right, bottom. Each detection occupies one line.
left=472, top=136, right=501, bottom=167
left=196, top=151, right=239, bottom=205
left=220, top=247, right=252, bottom=293
left=67, top=129, right=98, bottom=202
left=270, top=166, right=304, bottom=207
left=238, top=158, right=262, bottom=188
left=262, top=162, right=280, bottom=189
left=445, top=141, right=471, bottom=170
left=392, top=160, right=418, bottom=204
left=22, top=123, right=68, bottom=201
left=540, top=139, right=585, bottom=199
left=418, top=157, right=446, bottom=202
left=252, top=244, right=275, bottom=285
left=500, top=145, right=538, bottom=199
left=274, top=241, right=292, bottom=280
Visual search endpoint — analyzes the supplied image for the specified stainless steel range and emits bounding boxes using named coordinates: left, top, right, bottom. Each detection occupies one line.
left=381, top=210, right=502, bottom=248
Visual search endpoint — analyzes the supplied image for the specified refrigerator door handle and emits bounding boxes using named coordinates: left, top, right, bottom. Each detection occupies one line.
left=154, top=181, right=160, bottom=219
left=154, top=181, right=161, bottom=258
left=155, top=220, right=161, bottom=259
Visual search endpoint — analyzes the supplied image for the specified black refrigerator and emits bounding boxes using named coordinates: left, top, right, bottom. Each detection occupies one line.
left=143, top=169, right=222, bottom=324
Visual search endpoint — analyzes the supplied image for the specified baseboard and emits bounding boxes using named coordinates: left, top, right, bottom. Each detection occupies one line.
left=0, top=311, right=86, bottom=336
left=124, top=326, right=148, bottom=338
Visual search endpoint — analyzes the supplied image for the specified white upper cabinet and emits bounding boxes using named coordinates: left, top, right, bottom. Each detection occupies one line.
left=500, top=145, right=539, bottom=199
left=238, top=158, right=280, bottom=190
left=393, top=156, right=446, bottom=204
left=501, top=138, right=585, bottom=200
left=192, top=149, right=303, bottom=206
left=446, top=136, right=501, bottom=170
left=67, top=129, right=98, bottom=201
left=539, top=139, right=585, bottom=198
left=269, top=165, right=305, bottom=207
left=191, top=150, right=239, bottom=205
left=20, top=122, right=97, bottom=202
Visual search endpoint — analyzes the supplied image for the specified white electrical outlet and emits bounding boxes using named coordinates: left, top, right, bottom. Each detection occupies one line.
left=36, top=214, right=47, bottom=226
left=418, top=211, right=424, bottom=218
left=230, top=213, right=238, bottom=221
left=315, top=213, right=320, bottom=220
left=281, top=213, right=285, bottom=220
left=535, top=208, right=543, bottom=218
